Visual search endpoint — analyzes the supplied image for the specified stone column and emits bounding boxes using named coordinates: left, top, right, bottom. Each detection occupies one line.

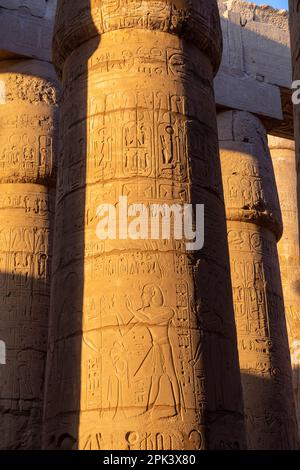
left=268, top=136, right=300, bottom=438
left=0, top=59, right=58, bottom=449
left=43, top=1, right=246, bottom=450
left=218, top=110, right=299, bottom=449
left=289, top=0, right=300, bottom=233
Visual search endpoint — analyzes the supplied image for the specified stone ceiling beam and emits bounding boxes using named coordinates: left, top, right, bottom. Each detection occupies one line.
left=216, top=1, right=293, bottom=140
left=0, top=0, right=57, bottom=61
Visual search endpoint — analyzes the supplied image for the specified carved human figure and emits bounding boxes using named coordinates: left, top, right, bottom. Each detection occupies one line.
left=126, top=284, right=180, bottom=416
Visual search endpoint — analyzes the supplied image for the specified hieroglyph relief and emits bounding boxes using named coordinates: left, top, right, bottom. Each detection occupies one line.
left=43, top=0, right=246, bottom=451
left=0, top=61, right=58, bottom=449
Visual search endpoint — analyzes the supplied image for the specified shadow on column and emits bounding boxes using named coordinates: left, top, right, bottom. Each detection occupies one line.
left=0, top=57, right=59, bottom=449
left=241, top=368, right=300, bottom=449
left=42, top=0, right=99, bottom=450
left=179, top=31, right=246, bottom=448
left=42, top=1, right=247, bottom=450
left=0, top=267, right=53, bottom=449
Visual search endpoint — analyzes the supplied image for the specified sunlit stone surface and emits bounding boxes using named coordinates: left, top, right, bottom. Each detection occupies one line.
left=0, top=59, right=58, bottom=449
left=42, top=0, right=246, bottom=450
left=269, top=135, right=300, bottom=440
left=218, top=110, right=299, bottom=449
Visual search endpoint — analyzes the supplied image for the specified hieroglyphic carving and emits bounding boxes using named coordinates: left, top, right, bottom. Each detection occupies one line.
left=53, top=1, right=222, bottom=76
left=218, top=110, right=299, bottom=449
left=268, top=136, right=300, bottom=439
left=0, top=60, right=58, bottom=449
left=288, top=0, right=300, bottom=236
left=43, top=0, right=246, bottom=450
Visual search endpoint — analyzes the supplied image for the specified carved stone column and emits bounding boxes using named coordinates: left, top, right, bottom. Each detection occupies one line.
left=289, top=0, right=300, bottom=233
left=0, top=59, right=58, bottom=449
left=268, top=136, right=300, bottom=438
left=43, top=1, right=246, bottom=450
left=218, top=110, right=299, bottom=449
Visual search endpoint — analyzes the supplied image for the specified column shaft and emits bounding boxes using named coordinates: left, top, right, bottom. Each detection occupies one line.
left=0, top=59, right=58, bottom=449
left=43, top=1, right=246, bottom=450
left=218, top=110, right=299, bottom=449
left=268, top=136, right=300, bottom=438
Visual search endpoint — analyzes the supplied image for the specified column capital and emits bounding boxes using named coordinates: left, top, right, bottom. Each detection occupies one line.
left=268, top=135, right=295, bottom=152
left=0, top=59, right=59, bottom=187
left=53, top=0, right=222, bottom=77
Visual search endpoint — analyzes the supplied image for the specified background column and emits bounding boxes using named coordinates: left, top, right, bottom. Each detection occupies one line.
left=0, top=59, right=58, bottom=449
left=288, top=0, right=300, bottom=233
left=268, top=136, right=300, bottom=438
left=218, top=110, right=299, bottom=449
